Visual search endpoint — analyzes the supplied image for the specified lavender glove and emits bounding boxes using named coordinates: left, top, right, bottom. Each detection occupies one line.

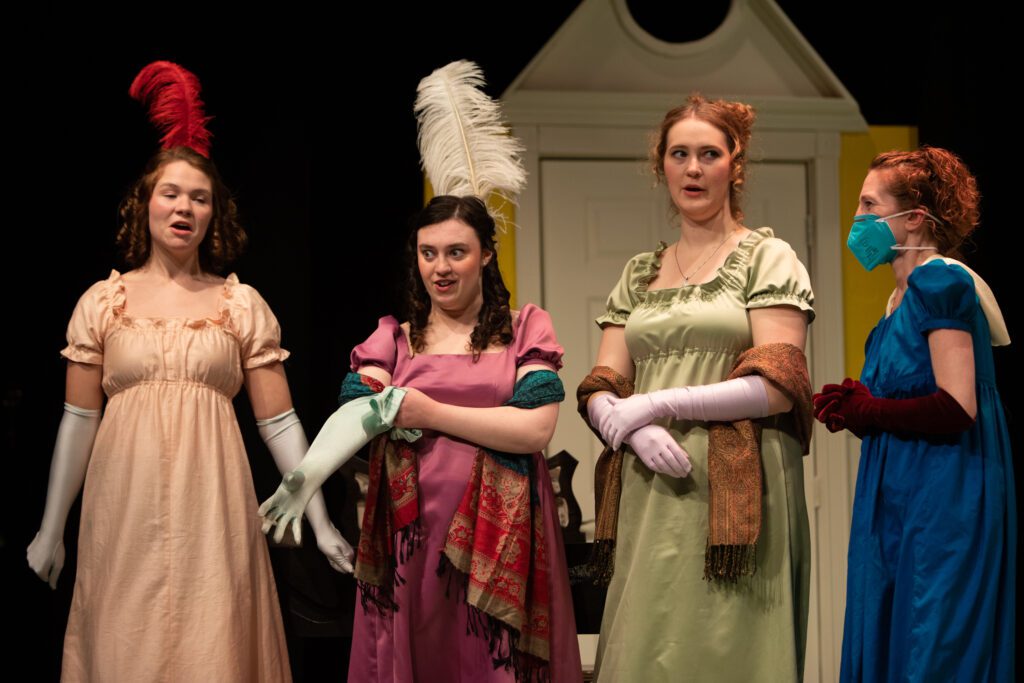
left=587, top=392, right=618, bottom=446
left=627, top=424, right=692, bottom=478
left=606, top=376, right=770, bottom=449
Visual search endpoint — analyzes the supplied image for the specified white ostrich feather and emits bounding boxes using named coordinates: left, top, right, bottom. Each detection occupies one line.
left=414, top=60, right=526, bottom=204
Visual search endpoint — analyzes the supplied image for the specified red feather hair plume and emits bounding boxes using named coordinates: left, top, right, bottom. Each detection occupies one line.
left=129, top=61, right=212, bottom=157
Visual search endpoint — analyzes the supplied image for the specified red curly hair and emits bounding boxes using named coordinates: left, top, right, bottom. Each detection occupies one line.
left=870, top=146, right=980, bottom=258
left=651, top=93, right=756, bottom=221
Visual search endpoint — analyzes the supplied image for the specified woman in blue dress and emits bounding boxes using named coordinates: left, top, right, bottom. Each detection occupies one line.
left=814, top=146, right=1015, bottom=682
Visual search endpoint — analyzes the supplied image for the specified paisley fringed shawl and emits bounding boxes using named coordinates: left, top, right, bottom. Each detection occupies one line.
left=576, top=343, right=812, bottom=585
left=353, top=370, right=565, bottom=683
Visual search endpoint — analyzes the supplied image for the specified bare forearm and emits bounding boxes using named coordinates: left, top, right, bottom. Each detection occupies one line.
left=595, top=326, right=634, bottom=382
left=749, top=306, right=808, bottom=415
left=929, top=329, right=977, bottom=418
left=429, top=403, right=558, bottom=453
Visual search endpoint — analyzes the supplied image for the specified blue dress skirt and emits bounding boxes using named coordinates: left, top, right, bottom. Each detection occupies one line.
left=841, top=260, right=1016, bottom=682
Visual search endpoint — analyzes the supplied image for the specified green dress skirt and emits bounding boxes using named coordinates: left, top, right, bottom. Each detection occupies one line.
left=594, top=228, right=815, bottom=682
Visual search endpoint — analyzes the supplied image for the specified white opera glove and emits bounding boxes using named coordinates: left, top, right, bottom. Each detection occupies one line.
left=257, top=408, right=355, bottom=573
left=586, top=392, right=617, bottom=446
left=606, top=376, right=770, bottom=450
left=258, top=388, right=416, bottom=548
left=27, top=403, right=101, bottom=589
left=626, top=425, right=692, bottom=478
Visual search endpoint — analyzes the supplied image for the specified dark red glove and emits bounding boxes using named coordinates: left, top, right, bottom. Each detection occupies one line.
left=813, top=378, right=974, bottom=438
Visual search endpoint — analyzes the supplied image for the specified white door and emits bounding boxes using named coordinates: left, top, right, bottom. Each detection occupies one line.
left=540, top=158, right=825, bottom=679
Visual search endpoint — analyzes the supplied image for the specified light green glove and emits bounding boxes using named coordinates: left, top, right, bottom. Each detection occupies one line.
left=258, top=387, right=419, bottom=544
left=257, top=408, right=355, bottom=571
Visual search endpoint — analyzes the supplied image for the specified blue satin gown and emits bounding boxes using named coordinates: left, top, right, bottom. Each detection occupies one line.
left=841, top=260, right=1016, bottom=682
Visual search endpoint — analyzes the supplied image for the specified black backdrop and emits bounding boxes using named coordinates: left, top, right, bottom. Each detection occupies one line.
left=4, top=3, right=1017, bottom=679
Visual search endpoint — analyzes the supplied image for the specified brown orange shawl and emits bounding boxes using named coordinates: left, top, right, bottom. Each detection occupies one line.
left=573, top=366, right=634, bottom=586
left=577, top=343, right=812, bottom=584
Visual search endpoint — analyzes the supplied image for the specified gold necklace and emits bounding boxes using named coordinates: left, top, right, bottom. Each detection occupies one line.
left=673, top=229, right=735, bottom=284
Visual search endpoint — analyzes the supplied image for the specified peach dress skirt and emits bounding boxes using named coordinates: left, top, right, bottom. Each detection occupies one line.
left=59, top=271, right=292, bottom=682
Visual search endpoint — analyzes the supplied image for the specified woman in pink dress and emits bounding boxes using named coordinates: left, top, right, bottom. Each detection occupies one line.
left=347, top=195, right=582, bottom=682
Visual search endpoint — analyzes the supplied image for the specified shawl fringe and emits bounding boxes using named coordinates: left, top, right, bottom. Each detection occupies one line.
left=438, top=555, right=551, bottom=683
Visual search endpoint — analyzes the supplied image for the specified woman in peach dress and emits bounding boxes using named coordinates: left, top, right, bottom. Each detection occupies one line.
left=26, top=63, right=351, bottom=681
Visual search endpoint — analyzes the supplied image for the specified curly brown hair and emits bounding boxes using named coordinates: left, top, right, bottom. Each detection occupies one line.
left=404, top=195, right=513, bottom=360
left=870, top=146, right=980, bottom=258
left=116, top=146, right=246, bottom=273
left=650, top=93, right=756, bottom=221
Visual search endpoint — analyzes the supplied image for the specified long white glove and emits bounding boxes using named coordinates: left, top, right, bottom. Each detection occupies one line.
left=626, top=424, right=692, bottom=478
left=257, top=408, right=355, bottom=574
left=27, top=403, right=101, bottom=589
left=606, top=376, right=770, bottom=450
left=258, top=388, right=415, bottom=548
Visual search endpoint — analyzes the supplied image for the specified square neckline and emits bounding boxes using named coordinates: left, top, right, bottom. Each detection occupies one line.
left=113, top=269, right=234, bottom=326
left=396, top=311, right=522, bottom=358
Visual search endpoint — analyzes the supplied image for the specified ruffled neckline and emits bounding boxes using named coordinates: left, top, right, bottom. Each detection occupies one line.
left=106, top=269, right=239, bottom=329
left=637, top=227, right=774, bottom=304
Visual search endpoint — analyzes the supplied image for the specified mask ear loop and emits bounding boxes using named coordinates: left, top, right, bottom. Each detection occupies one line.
left=883, top=207, right=944, bottom=224
left=884, top=208, right=943, bottom=252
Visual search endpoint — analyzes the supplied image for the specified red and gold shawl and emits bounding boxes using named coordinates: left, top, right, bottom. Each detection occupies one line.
left=354, top=369, right=563, bottom=683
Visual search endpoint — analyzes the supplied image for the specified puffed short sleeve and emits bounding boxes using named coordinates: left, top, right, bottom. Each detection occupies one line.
left=744, top=236, right=816, bottom=322
left=513, top=304, right=564, bottom=371
left=349, top=316, right=401, bottom=374
left=595, top=252, right=659, bottom=328
left=60, top=274, right=118, bottom=365
left=908, top=261, right=977, bottom=335
left=228, top=279, right=291, bottom=369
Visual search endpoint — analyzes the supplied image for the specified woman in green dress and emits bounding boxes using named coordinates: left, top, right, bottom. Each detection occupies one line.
left=580, top=94, right=815, bottom=681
